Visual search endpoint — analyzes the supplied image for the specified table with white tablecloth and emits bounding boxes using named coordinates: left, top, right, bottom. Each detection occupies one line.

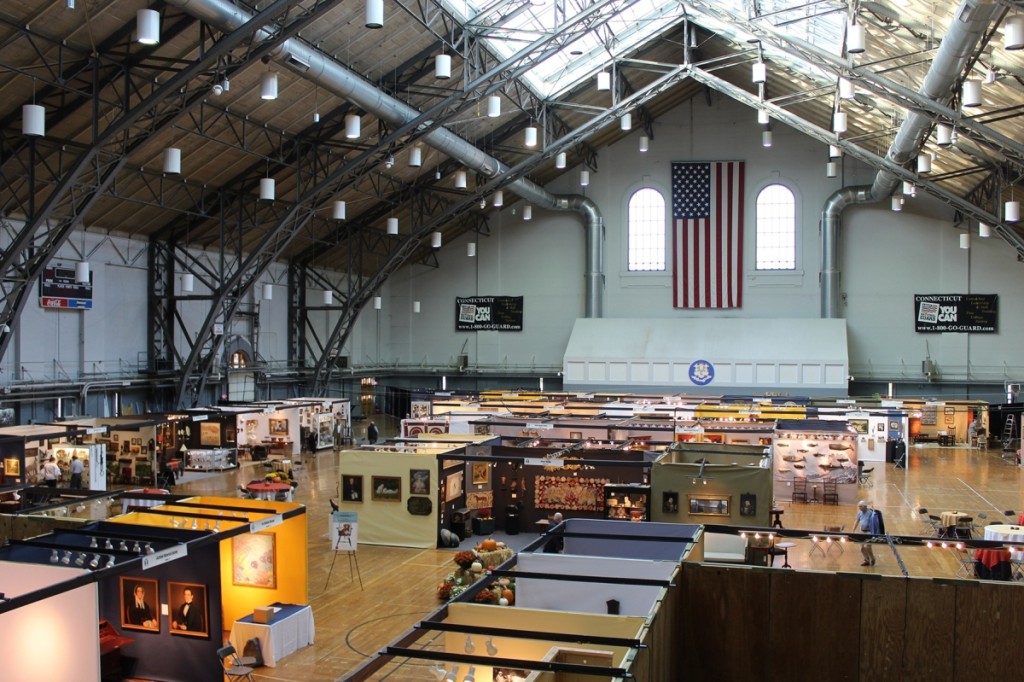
left=229, top=603, right=314, bottom=667
left=983, top=524, right=1024, bottom=543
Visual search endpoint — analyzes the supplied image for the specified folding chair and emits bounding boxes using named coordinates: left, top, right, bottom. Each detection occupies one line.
left=218, top=645, right=255, bottom=682
left=950, top=547, right=975, bottom=579
left=858, top=467, right=874, bottom=487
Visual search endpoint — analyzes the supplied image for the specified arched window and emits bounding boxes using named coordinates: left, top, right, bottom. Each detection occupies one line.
left=755, top=184, right=796, bottom=270
left=627, top=187, right=666, bottom=271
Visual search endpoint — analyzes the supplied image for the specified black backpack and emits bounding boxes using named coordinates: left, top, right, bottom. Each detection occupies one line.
left=242, top=637, right=264, bottom=667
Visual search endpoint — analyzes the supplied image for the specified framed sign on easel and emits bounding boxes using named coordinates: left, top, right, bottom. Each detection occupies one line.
left=325, top=510, right=363, bottom=590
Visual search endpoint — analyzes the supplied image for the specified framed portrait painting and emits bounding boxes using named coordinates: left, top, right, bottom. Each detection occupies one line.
left=662, top=491, right=679, bottom=514
left=232, top=533, right=277, bottom=589
left=343, top=475, right=363, bottom=502
left=471, top=461, right=490, bottom=486
left=410, top=469, right=430, bottom=495
left=120, top=576, right=159, bottom=633
left=3, top=457, right=20, bottom=477
left=168, top=581, right=209, bottom=638
left=371, top=475, right=402, bottom=501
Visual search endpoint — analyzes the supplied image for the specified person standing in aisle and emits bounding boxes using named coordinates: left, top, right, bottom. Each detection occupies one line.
left=367, top=421, right=379, bottom=444
left=69, top=454, right=85, bottom=489
left=855, top=500, right=880, bottom=566
left=41, top=456, right=61, bottom=488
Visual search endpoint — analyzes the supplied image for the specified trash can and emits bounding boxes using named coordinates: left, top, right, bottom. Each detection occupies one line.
left=504, top=503, right=521, bottom=535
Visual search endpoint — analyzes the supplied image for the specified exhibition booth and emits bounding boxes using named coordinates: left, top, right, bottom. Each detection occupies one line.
left=772, top=419, right=861, bottom=505
left=0, top=422, right=92, bottom=488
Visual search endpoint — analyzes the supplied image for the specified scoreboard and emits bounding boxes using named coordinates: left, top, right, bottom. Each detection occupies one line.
left=39, top=264, right=93, bottom=309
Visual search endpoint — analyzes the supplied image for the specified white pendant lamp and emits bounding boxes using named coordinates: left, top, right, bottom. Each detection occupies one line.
left=386, top=217, right=399, bottom=234
left=332, top=200, right=346, bottom=220
left=136, top=9, right=160, bottom=45
left=838, top=77, right=855, bottom=99
left=365, top=0, right=383, bottom=28
left=762, top=130, right=772, bottom=147
left=580, top=170, right=589, bottom=186
left=467, top=242, right=476, bottom=257
left=620, top=113, right=632, bottom=131
left=979, top=222, right=991, bottom=237
left=596, top=71, right=611, bottom=91
left=891, top=195, right=903, bottom=211
left=163, top=147, right=181, bottom=174
left=523, top=205, right=532, bottom=221
left=260, top=71, right=278, bottom=100
left=22, top=104, right=45, bottom=136
left=75, top=261, right=90, bottom=283
left=752, top=61, right=766, bottom=84
left=757, top=109, right=770, bottom=125
left=524, top=126, right=538, bottom=147
left=833, top=110, right=847, bottom=134
left=373, top=296, right=382, bottom=310
left=323, top=290, right=333, bottom=305
left=493, top=190, right=503, bottom=207
left=1006, top=200, right=1021, bottom=222
left=1005, top=16, right=1024, bottom=50
left=413, top=300, right=421, bottom=313
left=826, top=161, right=838, bottom=178
left=555, top=152, right=566, bottom=169
left=847, top=21, right=865, bottom=54
left=454, top=169, right=467, bottom=189
left=639, top=136, right=649, bottom=152
left=344, top=113, right=361, bottom=139
left=435, top=53, right=451, bottom=79
left=486, top=95, right=501, bottom=118
left=431, top=231, right=442, bottom=248
left=409, top=146, right=422, bottom=167
left=829, top=144, right=842, bottom=158
left=935, top=124, right=953, bottom=147
left=960, top=233, right=970, bottom=250
left=916, top=153, right=932, bottom=174
left=902, top=181, right=916, bottom=197
left=259, top=177, right=275, bottom=200
left=181, top=273, right=194, bottom=292
left=962, top=79, right=982, bottom=107
left=262, top=283, right=273, bottom=300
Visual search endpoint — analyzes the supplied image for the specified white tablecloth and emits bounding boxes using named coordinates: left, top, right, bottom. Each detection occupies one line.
left=229, top=604, right=315, bottom=667
left=983, top=525, right=1024, bottom=543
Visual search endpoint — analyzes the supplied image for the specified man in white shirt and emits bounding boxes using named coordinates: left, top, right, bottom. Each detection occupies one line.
left=41, top=456, right=61, bottom=488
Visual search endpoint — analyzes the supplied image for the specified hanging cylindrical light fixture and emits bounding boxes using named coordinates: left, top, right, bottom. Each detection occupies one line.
left=979, top=222, right=991, bottom=237
left=960, top=233, right=970, bottom=250
left=555, top=152, right=566, bottom=169
left=259, top=177, right=275, bottom=200
left=493, top=190, right=503, bottom=207
left=323, top=289, right=333, bottom=305
left=596, top=71, right=611, bottom=91
left=891, top=195, right=903, bottom=211
left=1005, top=16, right=1024, bottom=50
left=757, top=109, right=770, bottom=125
left=751, top=61, right=766, bottom=84
left=639, top=135, right=649, bottom=153
left=762, top=130, right=773, bottom=147
left=847, top=21, right=865, bottom=54
left=935, top=123, right=953, bottom=146
left=487, top=95, right=501, bottom=117
left=620, top=113, right=632, bottom=131
left=181, top=273, right=194, bottom=293
left=22, top=104, right=45, bottom=136
left=838, top=77, right=855, bottom=99
left=386, top=217, right=399, bottom=234
left=1006, top=199, right=1021, bottom=222
left=431, top=231, right=442, bottom=248
left=260, top=71, right=278, bottom=100
left=454, top=169, right=467, bottom=189
left=413, top=300, right=421, bottom=313
left=523, top=205, right=532, bottom=221
left=262, top=283, right=273, bottom=300
left=373, top=296, right=382, bottom=310
left=829, top=144, right=842, bottom=158
left=902, top=180, right=916, bottom=197
left=75, top=261, right=90, bottom=283
left=467, top=242, right=477, bottom=257
left=136, top=8, right=160, bottom=45
left=917, top=153, right=932, bottom=173
left=344, top=113, right=361, bottom=139
left=409, top=146, right=422, bottom=167
left=962, top=79, right=983, bottom=107
left=523, top=126, right=538, bottom=147
left=163, top=147, right=181, bottom=174
left=579, top=170, right=589, bottom=186
left=333, top=200, right=346, bottom=220
left=434, top=53, right=451, bottom=79
left=833, top=110, right=847, bottom=134
left=365, top=0, right=383, bottom=28
left=826, top=161, right=838, bottom=178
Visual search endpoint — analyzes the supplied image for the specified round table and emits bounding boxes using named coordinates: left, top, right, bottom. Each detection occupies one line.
left=940, top=511, right=968, bottom=527
left=774, top=541, right=796, bottom=568
left=246, top=481, right=293, bottom=501
left=983, top=524, right=1024, bottom=543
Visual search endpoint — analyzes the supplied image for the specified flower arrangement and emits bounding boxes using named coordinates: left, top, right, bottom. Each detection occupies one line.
left=453, top=550, right=478, bottom=570
left=437, top=576, right=516, bottom=604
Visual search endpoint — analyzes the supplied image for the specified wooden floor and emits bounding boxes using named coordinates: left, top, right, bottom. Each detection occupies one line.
left=157, top=424, right=1023, bottom=682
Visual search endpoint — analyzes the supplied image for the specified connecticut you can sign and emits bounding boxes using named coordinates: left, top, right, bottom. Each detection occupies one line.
left=914, top=294, right=997, bottom=333
left=456, top=296, right=523, bottom=331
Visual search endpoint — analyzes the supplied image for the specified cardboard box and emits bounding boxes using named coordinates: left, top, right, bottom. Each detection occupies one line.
left=253, top=606, right=274, bottom=624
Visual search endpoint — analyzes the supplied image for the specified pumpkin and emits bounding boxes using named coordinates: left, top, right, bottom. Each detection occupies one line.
left=501, top=589, right=514, bottom=604
left=479, top=538, right=497, bottom=551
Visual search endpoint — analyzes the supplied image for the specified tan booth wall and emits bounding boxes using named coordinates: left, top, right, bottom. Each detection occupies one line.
left=337, top=449, right=439, bottom=548
left=650, top=461, right=771, bottom=527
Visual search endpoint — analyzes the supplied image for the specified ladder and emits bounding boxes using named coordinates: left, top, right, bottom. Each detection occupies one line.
left=1001, top=415, right=1016, bottom=452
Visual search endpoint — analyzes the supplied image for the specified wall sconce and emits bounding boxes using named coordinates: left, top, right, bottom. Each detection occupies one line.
left=136, top=8, right=161, bottom=45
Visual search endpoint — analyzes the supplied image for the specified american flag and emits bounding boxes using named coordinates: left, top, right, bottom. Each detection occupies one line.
left=671, top=161, right=745, bottom=308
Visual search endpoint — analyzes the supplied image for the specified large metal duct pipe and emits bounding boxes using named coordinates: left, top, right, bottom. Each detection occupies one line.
left=169, top=0, right=604, bottom=317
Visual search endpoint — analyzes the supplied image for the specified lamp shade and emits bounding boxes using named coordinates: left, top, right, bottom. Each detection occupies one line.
left=524, top=126, right=538, bottom=147
left=467, top=242, right=476, bottom=257
left=620, top=112, right=632, bottom=131
left=555, top=152, right=566, bottom=169
left=579, top=170, right=589, bottom=186
left=826, top=161, right=838, bottom=177
left=22, top=104, right=45, bottom=136
left=1006, top=200, right=1021, bottom=222
left=454, top=169, right=467, bottom=189
left=386, top=217, right=399, bottom=234
left=373, top=296, right=382, bottom=309
left=262, top=283, right=273, bottom=300
left=260, top=71, right=278, bottom=100
left=916, top=153, right=932, bottom=173
left=409, top=146, right=422, bottom=167
left=434, top=53, right=451, bottom=79
left=181, top=273, right=194, bottom=292
left=891, top=195, right=902, bottom=211
left=979, top=222, right=991, bottom=237
left=838, top=77, right=855, bottom=99
left=523, top=205, right=532, bottom=220
left=596, top=71, right=611, bottom=91
left=431, top=231, right=442, bottom=248
left=639, top=135, right=649, bottom=152
left=75, top=261, right=90, bottom=283
left=365, top=0, right=383, bottom=28
left=493, top=190, right=503, bottom=207
left=959, top=233, right=970, bottom=250
left=962, top=79, right=982, bottom=107
left=323, top=289, right=333, bottom=305
left=1005, top=15, right=1024, bottom=50
left=847, top=21, right=865, bottom=54
left=413, top=300, right=420, bottom=313
left=752, top=61, right=766, bottom=84
left=833, top=111, right=847, bottom=134
left=935, top=123, right=953, bottom=146
left=137, top=9, right=160, bottom=45
left=163, top=147, right=181, bottom=174
left=762, top=130, right=773, bottom=147
left=487, top=95, right=501, bottom=117
left=757, top=109, right=770, bottom=125
left=259, top=177, right=275, bottom=200
left=344, top=113, right=361, bottom=139
left=333, top=200, right=346, bottom=220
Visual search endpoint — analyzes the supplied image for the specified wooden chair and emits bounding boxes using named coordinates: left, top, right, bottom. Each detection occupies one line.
left=791, top=478, right=808, bottom=503
left=822, top=481, right=839, bottom=505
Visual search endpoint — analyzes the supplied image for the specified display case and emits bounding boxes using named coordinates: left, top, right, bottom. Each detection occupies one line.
left=185, top=447, right=237, bottom=471
left=603, top=484, right=650, bottom=521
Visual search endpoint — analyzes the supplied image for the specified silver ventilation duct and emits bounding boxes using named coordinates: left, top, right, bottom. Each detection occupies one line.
left=820, top=0, right=996, bottom=318
left=168, top=0, right=604, bottom=317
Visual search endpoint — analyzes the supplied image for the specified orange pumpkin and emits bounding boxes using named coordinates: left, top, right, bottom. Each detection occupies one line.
left=480, top=538, right=497, bottom=551
left=501, top=589, right=514, bottom=604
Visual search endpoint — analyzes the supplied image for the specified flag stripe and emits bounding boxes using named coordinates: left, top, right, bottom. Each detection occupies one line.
left=671, top=161, right=744, bottom=309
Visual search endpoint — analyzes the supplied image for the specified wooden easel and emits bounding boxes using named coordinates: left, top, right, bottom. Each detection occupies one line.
left=324, top=525, right=363, bottom=591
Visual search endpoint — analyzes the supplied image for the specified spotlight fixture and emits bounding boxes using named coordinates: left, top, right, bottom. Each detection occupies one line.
left=89, top=536, right=98, bottom=549
left=384, top=154, right=395, bottom=169
left=979, top=222, right=991, bottom=237
left=163, top=147, right=181, bottom=174
left=144, top=543, right=155, bottom=555
left=485, top=638, right=499, bottom=656
left=105, top=555, right=116, bottom=569
left=136, top=8, right=161, bottom=45
left=463, top=666, right=477, bottom=682
left=74, top=553, right=86, bottom=567
left=464, top=635, right=476, bottom=654
left=365, top=0, right=383, bottom=28
left=486, top=95, right=501, bottom=117
left=66, top=0, right=74, bottom=7
left=846, top=20, right=865, bottom=54
left=89, top=554, right=100, bottom=569
left=260, top=71, right=278, bottom=100
left=212, top=82, right=224, bottom=96
left=479, top=198, right=486, bottom=209
left=50, top=549, right=59, bottom=563
left=344, top=113, right=361, bottom=139
left=445, top=666, right=460, bottom=682
left=555, top=152, right=567, bottom=169
left=435, top=53, right=452, bottom=79
left=639, top=136, right=649, bottom=153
